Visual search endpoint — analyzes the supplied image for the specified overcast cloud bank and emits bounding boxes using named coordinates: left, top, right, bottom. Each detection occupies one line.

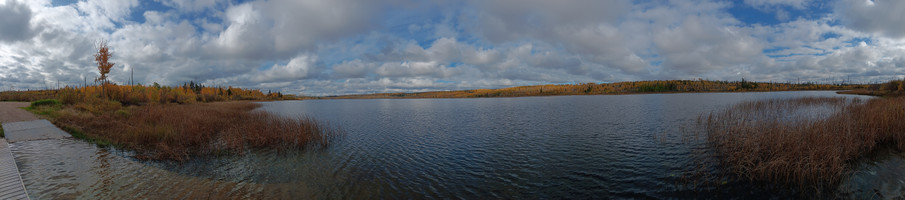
left=1, top=0, right=904, bottom=96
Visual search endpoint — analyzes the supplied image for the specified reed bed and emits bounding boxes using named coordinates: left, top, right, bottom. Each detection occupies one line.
left=52, top=101, right=342, bottom=161
left=697, top=96, right=905, bottom=192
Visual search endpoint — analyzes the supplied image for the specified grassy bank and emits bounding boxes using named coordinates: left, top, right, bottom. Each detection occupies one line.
left=697, top=96, right=905, bottom=193
left=2, top=84, right=338, bottom=161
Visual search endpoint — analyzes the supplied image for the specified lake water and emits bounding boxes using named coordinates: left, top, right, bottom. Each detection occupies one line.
left=11, top=91, right=885, bottom=199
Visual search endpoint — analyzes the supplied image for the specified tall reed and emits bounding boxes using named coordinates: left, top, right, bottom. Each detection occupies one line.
left=696, top=96, right=905, bottom=193
left=53, top=102, right=342, bottom=161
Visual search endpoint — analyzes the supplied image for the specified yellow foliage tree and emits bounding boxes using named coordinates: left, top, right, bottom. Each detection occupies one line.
left=94, top=41, right=114, bottom=84
left=94, top=41, right=115, bottom=98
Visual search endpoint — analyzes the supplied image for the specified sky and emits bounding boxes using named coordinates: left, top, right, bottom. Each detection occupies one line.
left=1, top=0, right=904, bottom=96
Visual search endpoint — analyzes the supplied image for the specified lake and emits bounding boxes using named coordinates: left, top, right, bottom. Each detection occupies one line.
left=11, top=91, right=886, bottom=199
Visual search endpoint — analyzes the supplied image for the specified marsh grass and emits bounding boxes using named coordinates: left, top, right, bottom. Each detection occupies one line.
left=52, top=101, right=342, bottom=161
left=3, top=85, right=326, bottom=162
left=691, top=96, right=905, bottom=194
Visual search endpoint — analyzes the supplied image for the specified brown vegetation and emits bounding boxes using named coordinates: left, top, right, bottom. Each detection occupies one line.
left=0, top=84, right=336, bottom=161
left=0, top=89, right=56, bottom=102
left=838, top=78, right=905, bottom=97
left=697, top=96, right=905, bottom=192
left=0, top=84, right=328, bottom=161
left=332, top=79, right=867, bottom=99
left=52, top=101, right=340, bottom=161
left=0, top=84, right=296, bottom=105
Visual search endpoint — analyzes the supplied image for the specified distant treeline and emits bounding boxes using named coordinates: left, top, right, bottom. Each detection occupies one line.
left=331, top=79, right=869, bottom=99
left=0, top=82, right=297, bottom=104
left=838, top=79, right=905, bottom=97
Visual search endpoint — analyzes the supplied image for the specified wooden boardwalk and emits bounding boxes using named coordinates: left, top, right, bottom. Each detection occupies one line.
left=0, top=138, right=28, bottom=200
left=0, top=102, right=74, bottom=199
left=0, top=119, right=73, bottom=199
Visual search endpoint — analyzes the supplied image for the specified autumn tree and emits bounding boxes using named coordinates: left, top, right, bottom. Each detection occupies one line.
left=95, top=41, right=115, bottom=85
left=94, top=40, right=115, bottom=98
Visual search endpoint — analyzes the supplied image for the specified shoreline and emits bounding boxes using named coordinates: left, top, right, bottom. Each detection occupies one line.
left=319, top=80, right=867, bottom=99
left=321, top=89, right=865, bottom=100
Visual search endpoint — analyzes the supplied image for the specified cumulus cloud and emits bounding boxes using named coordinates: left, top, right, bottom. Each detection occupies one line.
left=0, top=0, right=36, bottom=42
left=463, top=0, right=631, bottom=42
left=653, top=15, right=765, bottom=75
left=208, top=0, right=380, bottom=60
left=744, top=0, right=809, bottom=9
left=252, top=55, right=318, bottom=82
left=1, top=0, right=905, bottom=95
left=155, top=0, right=223, bottom=12
left=835, top=0, right=905, bottom=38
left=74, top=0, right=139, bottom=29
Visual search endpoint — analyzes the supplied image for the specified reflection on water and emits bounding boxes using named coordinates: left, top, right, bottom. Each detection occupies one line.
left=10, top=91, right=890, bottom=199
left=12, top=139, right=272, bottom=199
left=840, top=148, right=905, bottom=199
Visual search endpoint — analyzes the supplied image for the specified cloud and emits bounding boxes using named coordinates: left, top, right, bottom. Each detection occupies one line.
left=155, top=0, right=223, bottom=12
left=251, top=55, right=318, bottom=82
left=74, top=0, right=139, bottom=29
left=835, top=0, right=905, bottom=38
left=208, top=0, right=381, bottom=60
left=653, top=15, right=765, bottom=75
left=331, top=60, right=372, bottom=78
left=2, top=0, right=905, bottom=95
left=0, top=0, right=37, bottom=42
left=744, top=0, right=809, bottom=9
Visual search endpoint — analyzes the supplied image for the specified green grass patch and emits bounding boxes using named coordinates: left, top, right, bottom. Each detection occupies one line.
left=26, top=99, right=63, bottom=117
left=114, top=108, right=131, bottom=117
left=30, top=99, right=61, bottom=108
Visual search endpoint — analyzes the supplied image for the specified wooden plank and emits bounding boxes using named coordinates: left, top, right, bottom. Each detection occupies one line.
left=0, top=138, right=28, bottom=200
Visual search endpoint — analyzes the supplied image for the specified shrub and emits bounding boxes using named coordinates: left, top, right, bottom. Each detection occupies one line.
left=30, top=99, right=61, bottom=108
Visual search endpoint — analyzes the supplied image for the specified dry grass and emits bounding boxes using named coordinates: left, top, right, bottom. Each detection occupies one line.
left=52, top=101, right=342, bottom=161
left=696, top=96, right=905, bottom=193
left=2, top=85, right=327, bottom=162
left=0, top=90, right=57, bottom=102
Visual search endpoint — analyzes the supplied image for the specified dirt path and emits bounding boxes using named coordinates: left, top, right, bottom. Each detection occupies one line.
left=0, top=102, right=38, bottom=123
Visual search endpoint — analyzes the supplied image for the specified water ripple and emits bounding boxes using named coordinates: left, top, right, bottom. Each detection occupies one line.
left=11, top=91, right=877, bottom=199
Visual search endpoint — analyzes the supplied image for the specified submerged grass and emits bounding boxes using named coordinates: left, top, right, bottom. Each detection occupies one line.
left=50, top=101, right=342, bottom=161
left=694, top=96, right=905, bottom=194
